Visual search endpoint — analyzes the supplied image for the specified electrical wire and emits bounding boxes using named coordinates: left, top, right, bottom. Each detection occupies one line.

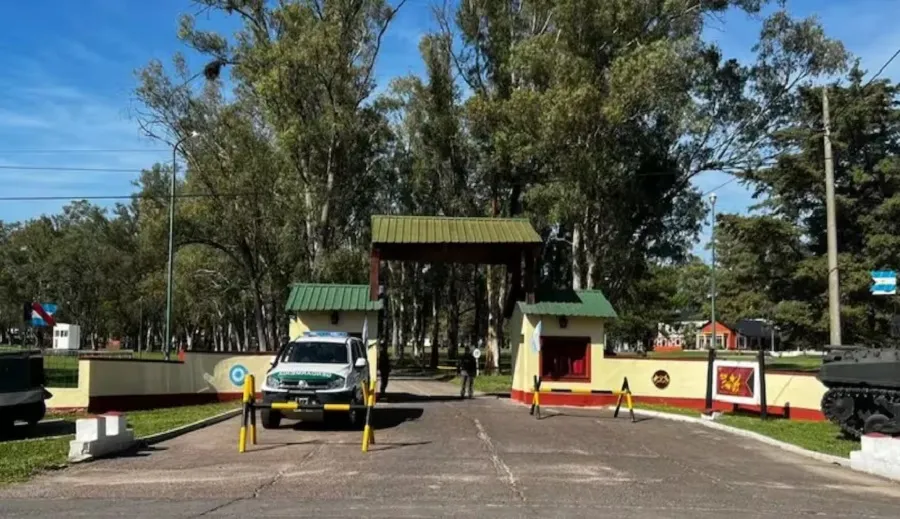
left=0, top=165, right=146, bottom=173
left=0, top=192, right=263, bottom=202
left=0, top=149, right=168, bottom=154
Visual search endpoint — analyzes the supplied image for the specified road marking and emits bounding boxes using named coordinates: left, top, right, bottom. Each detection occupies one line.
left=473, top=418, right=524, bottom=502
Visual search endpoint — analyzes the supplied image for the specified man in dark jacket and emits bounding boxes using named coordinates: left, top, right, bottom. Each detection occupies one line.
left=457, top=346, right=477, bottom=399
left=377, top=344, right=391, bottom=399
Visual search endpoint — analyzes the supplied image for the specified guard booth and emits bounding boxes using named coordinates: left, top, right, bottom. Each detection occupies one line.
left=285, top=283, right=383, bottom=381
left=52, top=324, right=81, bottom=351
left=508, top=289, right=618, bottom=406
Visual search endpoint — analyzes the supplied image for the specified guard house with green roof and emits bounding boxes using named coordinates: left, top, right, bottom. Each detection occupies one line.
left=508, top=289, right=619, bottom=405
left=286, top=283, right=384, bottom=380
left=369, top=215, right=543, bottom=315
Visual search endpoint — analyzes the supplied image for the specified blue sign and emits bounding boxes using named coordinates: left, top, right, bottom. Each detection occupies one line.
left=229, top=364, right=249, bottom=387
left=871, top=270, right=897, bottom=296
left=31, top=303, right=58, bottom=327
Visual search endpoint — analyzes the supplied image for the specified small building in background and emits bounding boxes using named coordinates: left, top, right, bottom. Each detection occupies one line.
left=734, top=318, right=778, bottom=351
left=653, top=320, right=707, bottom=351
left=52, top=324, right=81, bottom=350
left=285, top=283, right=384, bottom=380
left=697, top=320, right=737, bottom=350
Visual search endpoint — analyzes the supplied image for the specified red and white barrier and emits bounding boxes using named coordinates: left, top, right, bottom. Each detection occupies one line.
left=850, top=434, right=900, bottom=482
left=68, top=413, right=135, bottom=462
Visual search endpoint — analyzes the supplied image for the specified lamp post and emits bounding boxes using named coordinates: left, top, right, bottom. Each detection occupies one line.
left=164, top=131, right=200, bottom=360
left=710, top=192, right=718, bottom=350
left=705, top=192, right=718, bottom=411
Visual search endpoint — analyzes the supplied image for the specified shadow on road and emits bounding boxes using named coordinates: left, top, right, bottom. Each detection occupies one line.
left=248, top=440, right=431, bottom=453
left=284, top=406, right=425, bottom=432
left=538, top=411, right=653, bottom=424
left=378, top=392, right=465, bottom=404
left=0, top=419, right=76, bottom=443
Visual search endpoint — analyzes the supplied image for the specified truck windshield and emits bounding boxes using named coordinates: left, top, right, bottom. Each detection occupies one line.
left=279, top=341, right=348, bottom=364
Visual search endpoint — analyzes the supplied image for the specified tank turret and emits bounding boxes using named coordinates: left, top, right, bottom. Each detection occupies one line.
left=818, top=345, right=900, bottom=438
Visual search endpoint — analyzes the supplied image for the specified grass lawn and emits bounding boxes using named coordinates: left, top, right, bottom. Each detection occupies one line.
left=450, top=374, right=513, bottom=394
left=640, top=350, right=823, bottom=372
left=718, top=414, right=858, bottom=458
left=0, top=401, right=240, bottom=485
left=631, top=403, right=857, bottom=458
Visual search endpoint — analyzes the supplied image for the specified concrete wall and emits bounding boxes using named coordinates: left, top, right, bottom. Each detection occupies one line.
left=45, top=359, right=91, bottom=410
left=46, top=347, right=380, bottom=413
left=510, top=349, right=828, bottom=420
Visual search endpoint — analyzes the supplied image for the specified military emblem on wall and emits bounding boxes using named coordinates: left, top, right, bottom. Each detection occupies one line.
left=652, top=370, right=670, bottom=389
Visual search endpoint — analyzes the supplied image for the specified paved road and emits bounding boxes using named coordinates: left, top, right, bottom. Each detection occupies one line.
left=2, top=380, right=899, bottom=518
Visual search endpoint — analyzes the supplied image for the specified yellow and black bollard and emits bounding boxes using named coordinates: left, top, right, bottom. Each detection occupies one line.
left=247, top=374, right=257, bottom=445
left=361, top=378, right=376, bottom=452
left=238, top=373, right=253, bottom=453
left=612, top=377, right=636, bottom=423
left=529, top=375, right=542, bottom=419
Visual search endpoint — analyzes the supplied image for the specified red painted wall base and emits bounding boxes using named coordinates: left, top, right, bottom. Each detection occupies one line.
left=510, top=389, right=825, bottom=421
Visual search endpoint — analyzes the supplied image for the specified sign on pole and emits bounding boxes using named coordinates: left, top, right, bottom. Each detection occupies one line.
left=712, top=360, right=760, bottom=406
left=30, top=302, right=58, bottom=327
left=472, top=348, right=481, bottom=360
left=871, top=270, right=897, bottom=295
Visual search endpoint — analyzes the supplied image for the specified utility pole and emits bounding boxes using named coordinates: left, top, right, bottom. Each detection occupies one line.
left=823, top=87, right=842, bottom=346
left=705, top=192, right=718, bottom=412
left=164, top=131, right=200, bottom=361
left=710, top=192, right=718, bottom=351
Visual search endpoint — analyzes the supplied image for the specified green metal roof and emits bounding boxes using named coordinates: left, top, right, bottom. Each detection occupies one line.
left=371, top=215, right=542, bottom=244
left=285, top=284, right=383, bottom=312
left=517, top=289, right=618, bottom=319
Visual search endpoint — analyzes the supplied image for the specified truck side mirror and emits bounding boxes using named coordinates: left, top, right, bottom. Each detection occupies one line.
left=354, top=357, right=368, bottom=369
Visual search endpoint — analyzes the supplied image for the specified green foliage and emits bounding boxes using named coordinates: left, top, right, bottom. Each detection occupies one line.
left=0, top=1, right=855, bottom=357
left=718, top=65, right=900, bottom=348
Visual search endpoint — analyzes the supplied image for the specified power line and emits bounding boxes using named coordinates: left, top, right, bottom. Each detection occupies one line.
left=702, top=176, right=739, bottom=196
left=0, top=192, right=263, bottom=202
left=0, top=165, right=146, bottom=173
left=0, top=149, right=168, bottom=154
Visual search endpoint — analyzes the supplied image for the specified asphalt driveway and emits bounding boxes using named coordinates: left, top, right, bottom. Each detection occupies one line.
left=1, top=380, right=898, bottom=518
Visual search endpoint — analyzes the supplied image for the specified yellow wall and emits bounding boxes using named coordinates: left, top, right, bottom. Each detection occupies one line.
left=46, top=360, right=91, bottom=410
left=289, top=310, right=380, bottom=381
left=510, top=311, right=607, bottom=392
left=86, top=354, right=276, bottom=397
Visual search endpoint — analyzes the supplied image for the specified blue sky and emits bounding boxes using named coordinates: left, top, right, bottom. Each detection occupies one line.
left=1, top=0, right=899, bottom=259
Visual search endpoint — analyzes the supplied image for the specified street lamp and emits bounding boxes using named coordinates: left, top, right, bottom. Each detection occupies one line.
left=709, top=192, right=717, bottom=350
left=164, top=130, right=200, bottom=360
left=705, top=192, right=718, bottom=412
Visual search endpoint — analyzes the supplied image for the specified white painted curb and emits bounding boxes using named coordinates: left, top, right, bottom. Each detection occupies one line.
left=603, top=406, right=850, bottom=467
left=138, top=407, right=242, bottom=446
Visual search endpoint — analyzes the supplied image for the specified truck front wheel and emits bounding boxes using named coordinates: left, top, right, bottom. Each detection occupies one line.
left=261, top=408, right=282, bottom=429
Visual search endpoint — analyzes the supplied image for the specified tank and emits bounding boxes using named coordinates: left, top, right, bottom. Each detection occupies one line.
left=0, top=350, right=52, bottom=435
left=818, top=345, right=900, bottom=438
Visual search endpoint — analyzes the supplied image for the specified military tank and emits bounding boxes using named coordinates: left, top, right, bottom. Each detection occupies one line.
left=818, top=345, right=900, bottom=439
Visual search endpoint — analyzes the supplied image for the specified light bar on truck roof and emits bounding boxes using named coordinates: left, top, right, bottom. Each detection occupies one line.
left=303, top=331, right=348, bottom=338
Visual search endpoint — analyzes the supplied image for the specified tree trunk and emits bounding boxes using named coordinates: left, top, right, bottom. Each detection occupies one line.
left=572, top=221, right=583, bottom=290
left=448, top=266, right=460, bottom=360
left=250, top=277, right=269, bottom=352
left=430, top=283, right=441, bottom=369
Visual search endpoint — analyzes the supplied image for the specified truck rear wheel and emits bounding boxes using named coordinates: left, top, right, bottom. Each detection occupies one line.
left=21, top=401, right=46, bottom=426
left=261, top=408, right=281, bottom=429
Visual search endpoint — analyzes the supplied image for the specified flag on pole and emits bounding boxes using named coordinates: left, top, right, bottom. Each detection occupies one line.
left=531, top=320, right=542, bottom=353
left=362, top=316, right=369, bottom=345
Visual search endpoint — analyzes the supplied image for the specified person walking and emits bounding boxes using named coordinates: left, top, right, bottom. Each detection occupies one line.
left=377, top=343, right=391, bottom=400
left=457, top=346, right=477, bottom=399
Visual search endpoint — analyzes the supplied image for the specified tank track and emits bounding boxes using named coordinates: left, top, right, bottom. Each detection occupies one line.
left=821, top=386, right=900, bottom=439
